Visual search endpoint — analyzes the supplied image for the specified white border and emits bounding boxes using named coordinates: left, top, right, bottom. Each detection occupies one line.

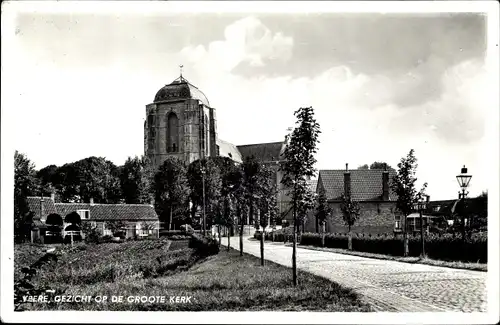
left=1, top=1, right=499, bottom=324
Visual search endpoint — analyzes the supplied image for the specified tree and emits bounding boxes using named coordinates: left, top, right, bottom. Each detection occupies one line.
left=340, top=193, right=360, bottom=250
left=106, top=220, right=127, bottom=237
left=211, top=156, right=243, bottom=246
left=187, top=158, right=222, bottom=234
left=315, top=187, right=331, bottom=247
left=14, top=151, right=39, bottom=242
left=281, top=106, right=321, bottom=286
left=358, top=164, right=369, bottom=170
left=154, top=157, right=190, bottom=231
left=119, top=156, right=153, bottom=204
left=239, top=156, right=262, bottom=256
left=256, top=165, right=277, bottom=266
left=51, top=157, right=122, bottom=204
left=370, top=161, right=393, bottom=170
left=391, top=149, right=427, bottom=256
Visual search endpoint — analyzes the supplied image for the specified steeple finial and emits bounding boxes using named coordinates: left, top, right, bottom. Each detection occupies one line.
left=179, top=64, right=184, bottom=78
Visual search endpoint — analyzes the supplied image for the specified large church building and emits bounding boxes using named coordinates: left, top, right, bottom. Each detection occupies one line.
left=144, top=73, right=292, bottom=225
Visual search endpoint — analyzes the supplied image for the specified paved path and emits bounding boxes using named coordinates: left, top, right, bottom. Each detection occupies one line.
left=221, top=236, right=487, bottom=312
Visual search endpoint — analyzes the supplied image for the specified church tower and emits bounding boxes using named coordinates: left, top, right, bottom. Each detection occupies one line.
left=144, top=70, right=218, bottom=169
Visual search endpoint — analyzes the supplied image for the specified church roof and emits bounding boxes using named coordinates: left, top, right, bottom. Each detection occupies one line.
left=237, top=142, right=285, bottom=163
left=217, top=139, right=243, bottom=163
left=154, top=76, right=210, bottom=107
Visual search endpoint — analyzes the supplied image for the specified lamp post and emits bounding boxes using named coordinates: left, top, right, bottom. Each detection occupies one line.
left=456, top=165, right=472, bottom=240
left=413, top=196, right=428, bottom=257
left=201, top=164, right=206, bottom=236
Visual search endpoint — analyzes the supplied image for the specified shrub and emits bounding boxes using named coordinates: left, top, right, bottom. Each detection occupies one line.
left=189, top=232, right=219, bottom=257
left=298, top=232, right=487, bottom=263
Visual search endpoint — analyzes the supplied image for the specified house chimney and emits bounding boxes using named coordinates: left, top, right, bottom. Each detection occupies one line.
left=382, top=167, right=389, bottom=201
left=50, top=192, right=55, bottom=202
left=150, top=197, right=155, bottom=206
left=344, top=163, right=351, bottom=197
left=90, top=197, right=94, bottom=205
left=40, top=197, right=45, bottom=221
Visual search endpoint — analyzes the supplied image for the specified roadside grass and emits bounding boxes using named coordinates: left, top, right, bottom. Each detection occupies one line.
left=293, top=244, right=487, bottom=272
left=17, top=241, right=372, bottom=312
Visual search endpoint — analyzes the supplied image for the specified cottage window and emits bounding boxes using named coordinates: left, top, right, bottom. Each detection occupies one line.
left=90, top=221, right=97, bottom=228
left=394, top=215, right=401, bottom=230
left=77, top=210, right=90, bottom=220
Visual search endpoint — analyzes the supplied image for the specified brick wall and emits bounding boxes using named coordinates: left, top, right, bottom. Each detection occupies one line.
left=304, top=201, right=400, bottom=235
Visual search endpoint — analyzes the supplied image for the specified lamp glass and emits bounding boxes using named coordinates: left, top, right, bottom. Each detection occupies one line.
left=456, top=174, right=472, bottom=188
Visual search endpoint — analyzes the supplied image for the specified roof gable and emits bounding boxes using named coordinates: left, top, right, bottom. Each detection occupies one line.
left=318, top=169, right=397, bottom=201
left=237, top=142, right=285, bottom=163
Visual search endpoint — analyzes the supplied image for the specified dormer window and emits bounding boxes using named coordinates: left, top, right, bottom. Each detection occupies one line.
left=77, top=210, right=90, bottom=220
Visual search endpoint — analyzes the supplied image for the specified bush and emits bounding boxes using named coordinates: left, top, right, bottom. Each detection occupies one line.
left=180, top=224, right=195, bottom=234
left=189, top=232, right=219, bottom=257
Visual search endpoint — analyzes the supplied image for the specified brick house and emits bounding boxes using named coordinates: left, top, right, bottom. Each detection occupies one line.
left=304, top=164, right=402, bottom=235
left=26, top=194, right=160, bottom=243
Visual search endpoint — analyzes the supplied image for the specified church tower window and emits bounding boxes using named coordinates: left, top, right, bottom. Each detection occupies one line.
left=167, top=112, right=179, bottom=153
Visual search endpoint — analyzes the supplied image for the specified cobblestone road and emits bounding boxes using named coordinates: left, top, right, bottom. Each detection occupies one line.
left=221, top=237, right=487, bottom=312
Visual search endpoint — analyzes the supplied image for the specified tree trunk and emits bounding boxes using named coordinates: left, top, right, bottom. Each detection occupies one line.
left=316, top=216, right=319, bottom=233
left=348, top=227, right=353, bottom=251
left=227, top=228, right=231, bottom=251
left=260, top=230, right=265, bottom=266
left=420, top=211, right=425, bottom=257
left=169, top=206, right=172, bottom=231
left=403, top=215, right=409, bottom=256
left=321, top=222, right=326, bottom=247
left=292, top=195, right=298, bottom=286
left=218, top=224, right=221, bottom=246
left=239, top=222, right=244, bottom=256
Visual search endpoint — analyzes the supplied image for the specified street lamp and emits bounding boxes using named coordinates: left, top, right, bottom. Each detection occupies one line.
left=413, top=196, right=428, bottom=257
left=456, top=165, right=472, bottom=199
left=456, top=165, right=472, bottom=239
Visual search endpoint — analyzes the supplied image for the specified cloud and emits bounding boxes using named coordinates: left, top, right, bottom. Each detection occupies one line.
left=180, top=16, right=293, bottom=73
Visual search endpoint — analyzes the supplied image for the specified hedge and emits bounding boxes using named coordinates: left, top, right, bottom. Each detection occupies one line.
left=255, top=231, right=487, bottom=263
left=188, top=232, right=219, bottom=257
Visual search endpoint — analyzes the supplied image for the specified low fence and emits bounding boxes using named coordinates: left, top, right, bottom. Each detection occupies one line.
left=255, top=230, right=487, bottom=263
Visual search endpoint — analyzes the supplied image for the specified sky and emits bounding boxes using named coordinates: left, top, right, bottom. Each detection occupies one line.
left=3, top=3, right=497, bottom=200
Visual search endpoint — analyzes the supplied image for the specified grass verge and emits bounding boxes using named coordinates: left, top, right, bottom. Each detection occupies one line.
left=292, top=244, right=487, bottom=272
left=16, top=241, right=372, bottom=311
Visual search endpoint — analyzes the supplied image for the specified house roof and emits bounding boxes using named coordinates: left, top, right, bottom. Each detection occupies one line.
left=217, top=138, right=243, bottom=163
left=55, top=203, right=158, bottom=221
left=237, top=141, right=285, bottom=163
left=26, top=197, right=57, bottom=220
left=307, top=179, right=318, bottom=193
left=318, top=169, right=397, bottom=201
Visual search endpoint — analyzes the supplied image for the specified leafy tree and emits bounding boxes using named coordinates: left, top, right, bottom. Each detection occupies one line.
left=106, top=220, right=127, bottom=237
left=212, top=157, right=242, bottom=245
left=51, top=157, right=122, bottom=204
left=358, top=162, right=394, bottom=170
left=281, top=106, right=321, bottom=286
left=36, top=165, right=59, bottom=197
left=370, top=161, right=394, bottom=170
left=391, top=149, right=427, bottom=256
left=256, top=165, right=278, bottom=265
left=315, top=187, right=331, bottom=247
left=239, top=156, right=261, bottom=256
left=119, top=156, right=153, bottom=204
left=154, top=157, right=190, bottom=231
left=187, top=158, right=222, bottom=234
left=340, top=193, right=360, bottom=250
left=14, top=151, right=39, bottom=242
